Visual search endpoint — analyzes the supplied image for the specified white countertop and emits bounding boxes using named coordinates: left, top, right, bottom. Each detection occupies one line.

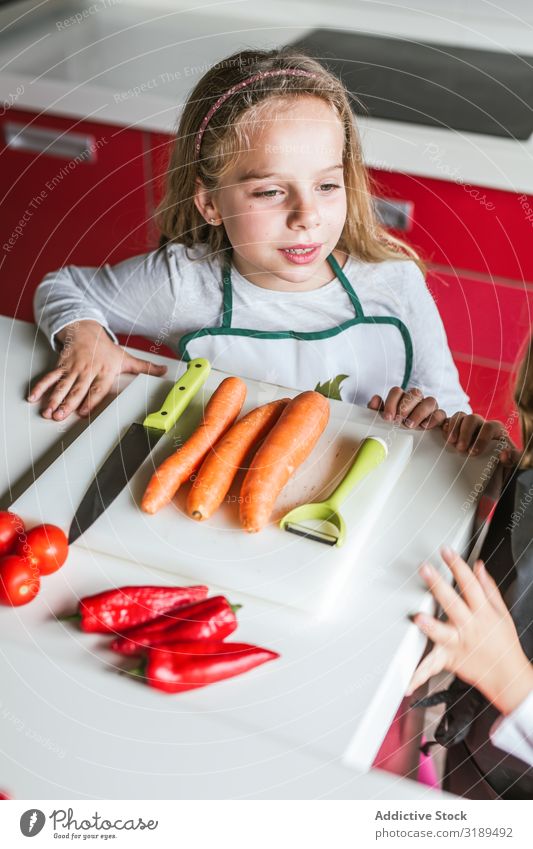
left=2, top=0, right=533, bottom=193
left=0, top=315, right=492, bottom=799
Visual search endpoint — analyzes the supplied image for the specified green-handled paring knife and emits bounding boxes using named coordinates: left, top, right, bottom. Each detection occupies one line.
left=68, top=358, right=211, bottom=544
left=279, top=436, right=389, bottom=547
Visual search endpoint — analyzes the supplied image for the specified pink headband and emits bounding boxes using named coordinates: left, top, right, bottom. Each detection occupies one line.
left=194, top=69, right=318, bottom=155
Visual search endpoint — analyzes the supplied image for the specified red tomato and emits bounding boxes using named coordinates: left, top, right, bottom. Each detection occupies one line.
left=17, top=524, right=69, bottom=576
left=0, top=511, right=25, bottom=556
left=0, top=555, right=40, bottom=606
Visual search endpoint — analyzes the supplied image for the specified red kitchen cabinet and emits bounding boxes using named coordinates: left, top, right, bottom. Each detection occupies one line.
left=427, top=269, right=525, bottom=444
left=370, top=168, right=533, bottom=284
left=370, top=167, right=530, bottom=440
left=0, top=109, right=151, bottom=322
left=117, top=131, right=177, bottom=357
left=108, top=130, right=175, bottom=358
left=455, top=358, right=521, bottom=445
left=427, top=270, right=533, bottom=367
left=146, top=131, right=174, bottom=250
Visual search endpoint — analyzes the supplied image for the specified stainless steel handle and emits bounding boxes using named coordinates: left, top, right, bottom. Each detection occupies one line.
left=373, top=196, right=413, bottom=231
left=3, top=122, right=97, bottom=161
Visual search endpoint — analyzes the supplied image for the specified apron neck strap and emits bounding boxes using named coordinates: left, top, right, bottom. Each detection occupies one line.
left=326, top=253, right=363, bottom=316
left=221, top=253, right=233, bottom=328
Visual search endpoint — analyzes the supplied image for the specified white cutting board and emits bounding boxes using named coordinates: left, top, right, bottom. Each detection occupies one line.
left=11, top=371, right=413, bottom=618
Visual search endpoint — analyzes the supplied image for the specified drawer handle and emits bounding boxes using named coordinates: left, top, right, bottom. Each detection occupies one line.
left=3, top=122, right=97, bottom=161
left=373, top=196, right=413, bottom=231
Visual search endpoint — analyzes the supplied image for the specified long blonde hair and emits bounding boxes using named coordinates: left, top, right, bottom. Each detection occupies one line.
left=157, top=47, right=424, bottom=273
left=515, top=334, right=533, bottom=468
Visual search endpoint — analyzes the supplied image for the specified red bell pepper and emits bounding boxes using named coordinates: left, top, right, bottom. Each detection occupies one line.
left=62, top=584, right=208, bottom=633
left=110, top=595, right=241, bottom=655
left=127, top=641, right=279, bottom=693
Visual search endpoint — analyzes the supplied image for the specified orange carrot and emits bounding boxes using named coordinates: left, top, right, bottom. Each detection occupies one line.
left=239, top=391, right=330, bottom=533
left=186, top=398, right=290, bottom=521
left=141, top=376, right=247, bottom=514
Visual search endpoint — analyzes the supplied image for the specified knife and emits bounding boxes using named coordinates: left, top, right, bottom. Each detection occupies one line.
left=68, top=358, right=211, bottom=544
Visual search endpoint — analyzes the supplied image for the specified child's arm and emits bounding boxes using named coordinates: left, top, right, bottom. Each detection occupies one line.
left=33, top=251, right=180, bottom=351
left=29, top=250, right=188, bottom=419
left=369, top=262, right=471, bottom=425
left=407, top=548, right=533, bottom=719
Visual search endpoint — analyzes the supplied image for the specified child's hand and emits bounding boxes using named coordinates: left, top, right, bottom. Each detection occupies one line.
left=498, top=442, right=522, bottom=467
left=407, top=547, right=533, bottom=716
left=442, top=412, right=508, bottom=455
left=367, top=386, right=446, bottom=429
left=28, top=320, right=167, bottom=421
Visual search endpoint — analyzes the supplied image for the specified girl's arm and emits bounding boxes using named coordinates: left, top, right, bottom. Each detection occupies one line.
left=399, top=262, right=471, bottom=417
left=34, top=249, right=180, bottom=350
left=30, top=249, right=186, bottom=419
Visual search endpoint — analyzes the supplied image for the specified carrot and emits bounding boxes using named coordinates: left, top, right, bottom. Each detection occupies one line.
left=186, top=398, right=290, bottom=521
left=239, top=391, right=330, bottom=533
left=141, top=376, right=247, bottom=514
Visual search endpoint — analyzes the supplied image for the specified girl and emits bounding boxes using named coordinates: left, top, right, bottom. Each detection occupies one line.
left=410, top=335, right=533, bottom=798
left=29, top=48, right=470, bottom=423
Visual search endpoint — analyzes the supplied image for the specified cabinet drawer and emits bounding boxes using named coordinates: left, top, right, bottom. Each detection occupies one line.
left=370, top=168, right=533, bottom=283
left=428, top=271, right=533, bottom=366
left=0, top=109, right=150, bottom=321
left=455, top=359, right=521, bottom=444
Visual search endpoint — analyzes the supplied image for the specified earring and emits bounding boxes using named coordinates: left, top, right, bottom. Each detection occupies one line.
left=209, top=217, right=217, bottom=224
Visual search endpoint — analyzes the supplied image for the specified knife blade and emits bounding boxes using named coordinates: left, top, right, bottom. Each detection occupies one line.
left=68, top=358, right=211, bottom=544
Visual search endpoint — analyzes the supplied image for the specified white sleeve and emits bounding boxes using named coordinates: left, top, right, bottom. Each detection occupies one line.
left=400, top=262, right=471, bottom=416
left=33, top=247, right=183, bottom=351
left=490, top=689, right=533, bottom=768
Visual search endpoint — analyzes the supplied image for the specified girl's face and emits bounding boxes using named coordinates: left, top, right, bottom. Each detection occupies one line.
left=199, top=96, right=347, bottom=291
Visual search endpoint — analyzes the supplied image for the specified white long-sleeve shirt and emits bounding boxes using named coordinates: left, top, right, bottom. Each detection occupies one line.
left=33, top=242, right=471, bottom=415
left=490, top=689, right=533, bottom=768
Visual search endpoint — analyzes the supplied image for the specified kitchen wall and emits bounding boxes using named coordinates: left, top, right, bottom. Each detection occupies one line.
left=117, top=0, right=533, bottom=52
left=286, top=0, right=533, bottom=24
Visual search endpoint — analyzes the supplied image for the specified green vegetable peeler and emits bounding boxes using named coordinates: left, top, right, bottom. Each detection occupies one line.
left=279, top=436, right=388, bottom=547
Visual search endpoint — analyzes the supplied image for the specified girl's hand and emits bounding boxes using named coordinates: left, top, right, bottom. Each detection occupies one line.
left=28, top=320, right=167, bottom=420
left=442, top=412, right=508, bottom=455
left=367, top=386, right=446, bottom=429
left=498, top=442, right=522, bottom=467
left=407, top=547, right=533, bottom=716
